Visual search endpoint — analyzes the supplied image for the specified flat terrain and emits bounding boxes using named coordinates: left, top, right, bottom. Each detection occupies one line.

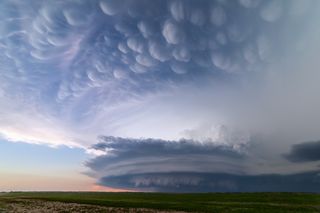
left=1, top=192, right=320, bottom=212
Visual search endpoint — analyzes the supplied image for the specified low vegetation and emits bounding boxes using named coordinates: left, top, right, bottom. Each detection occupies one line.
left=1, top=192, right=320, bottom=212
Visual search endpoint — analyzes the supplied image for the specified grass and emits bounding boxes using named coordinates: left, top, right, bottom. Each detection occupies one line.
left=1, top=192, right=320, bottom=212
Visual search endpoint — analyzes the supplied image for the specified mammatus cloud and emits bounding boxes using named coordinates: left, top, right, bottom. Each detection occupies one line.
left=260, top=0, right=283, bottom=22
left=210, top=6, right=226, bottom=27
left=0, top=0, right=315, bottom=147
left=100, top=0, right=124, bottom=16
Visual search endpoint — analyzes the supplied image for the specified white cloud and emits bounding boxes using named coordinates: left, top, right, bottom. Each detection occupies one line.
left=130, top=63, right=148, bottom=74
left=63, top=8, right=91, bottom=26
left=113, top=67, right=128, bottom=79
left=118, top=41, right=130, bottom=54
left=30, top=49, right=58, bottom=61
left=183, top=124, right=250, bottom=146
left=47, top=33, right=69, bottom=47
left=169, top=0, right=185, bottom=22
left=87, top=70, right=106, bottom=87
left=170, top=61, right=188, bottom=74
left=148, top=40, right=171, bottom=62
left=0, top=95, right=83, bottom=148
left=211, top=52, right=231, bottom=71
left=172, top=46, right=191, bottom=62
left=99, top=0, right=124, bottom=16
left=162, top=20, right=185, bottom=45
left=137, top=20, right=156, bottom=38
left=136, top=54, right=157, bottom=67
left=127, top=37, right=144, bottom=53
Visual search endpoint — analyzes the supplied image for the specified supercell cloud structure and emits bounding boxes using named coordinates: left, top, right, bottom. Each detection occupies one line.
left=86, top=136, right=320, bottom=192
left=1, top=0, right=320, bottom=191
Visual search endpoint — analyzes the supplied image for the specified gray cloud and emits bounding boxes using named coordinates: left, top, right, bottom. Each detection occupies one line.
left=238, top=0, right=260, bottom=8
left=210, top=6, right=227, bottom=27
left=89, top=136, right=245, bottom=160
left=137, top=20, right=156, bottom=39
left=98, top=171, right=320, bottom=192
left=190, top=8, right=205, bottom=26
left=85, top=136, right=320, bottom=192
left=115, top=22, right=136, bottom=37
left=169, top=0, right=186, bottom=22
left=285, top=141, right=320, bottom=163
left=170, top=61, right=189, bottom=74
left=85, top=136, right=248, bottom=189
left=227, top=24, right=250, bottom=43
left=243, top=43, right=258, bottom=64
left=260, top=0, right=283, bottom=22
left=216, top=32, right=227, bottom=45
left=289, top=0, right=312, bottom=17
left=256, top=35, right=271, bottom=61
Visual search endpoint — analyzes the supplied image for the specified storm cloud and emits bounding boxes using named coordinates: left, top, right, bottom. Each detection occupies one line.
left=85, top=136, right=251, bottom=191
left=285, top=141, right=320, bottom=163
left=1, top=0, right=320, bottom=192
left=98, top=171, right=320, bottom=192
left=85, top=136, right=320, bottom=192
left=86, top=136, right=247, bottom=177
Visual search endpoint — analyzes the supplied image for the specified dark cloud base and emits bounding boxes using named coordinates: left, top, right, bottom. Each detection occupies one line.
left=99, top=171, right=320, bottom=193
left=284, top=141, right=320, bottom=163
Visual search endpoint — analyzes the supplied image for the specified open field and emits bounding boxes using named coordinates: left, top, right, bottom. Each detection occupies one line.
left=1, top=192, right=320, bottom=212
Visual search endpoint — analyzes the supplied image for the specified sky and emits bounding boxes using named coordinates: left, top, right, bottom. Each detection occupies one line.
left=1, top=0, right=320, bottom=192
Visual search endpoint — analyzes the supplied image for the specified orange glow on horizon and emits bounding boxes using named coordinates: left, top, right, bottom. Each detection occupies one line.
left=90, top=184, right=136, bottom=192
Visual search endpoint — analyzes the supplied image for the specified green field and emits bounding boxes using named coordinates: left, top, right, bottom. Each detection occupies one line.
left=1, top=192, right=320, bottom=212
